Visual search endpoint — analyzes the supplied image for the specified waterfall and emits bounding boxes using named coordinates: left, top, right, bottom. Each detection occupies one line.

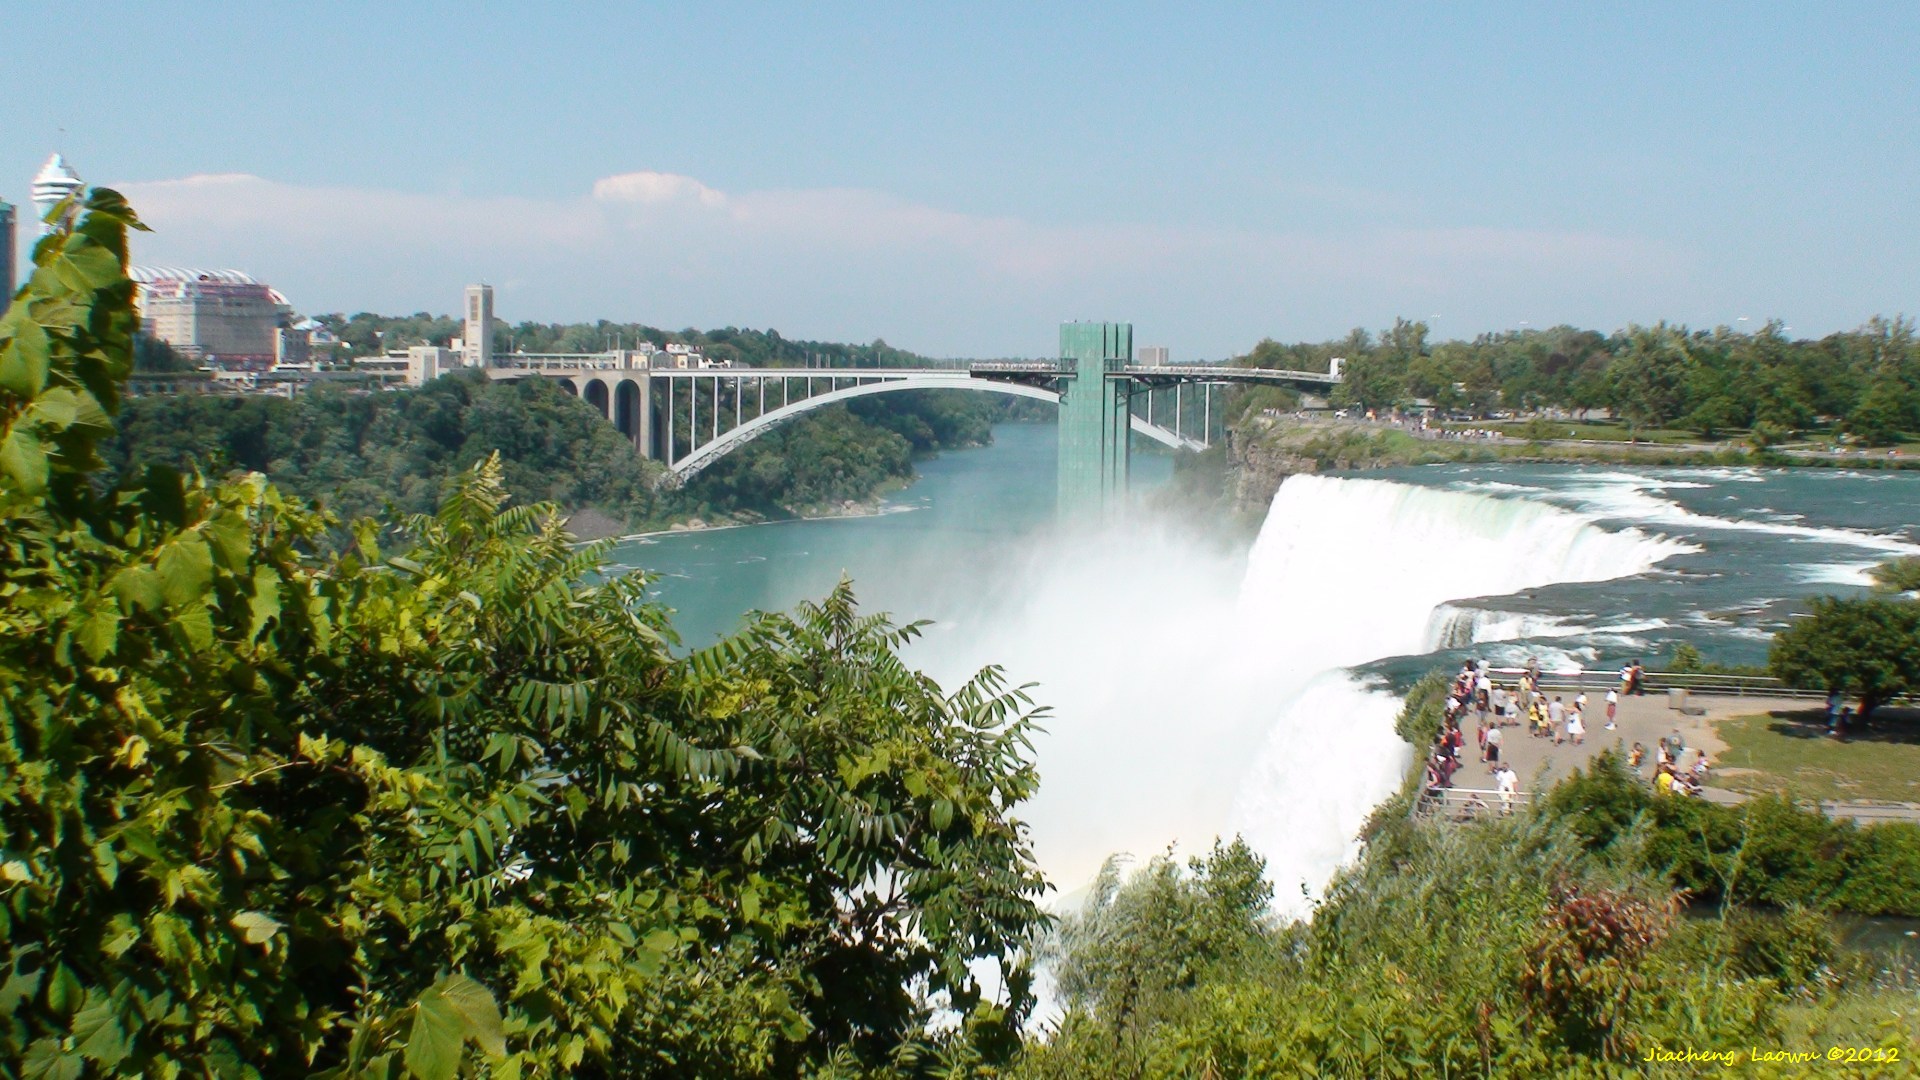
left=913, top=474, right=1689, bottom=916
left=1223, top=475, right=1692, bottom=913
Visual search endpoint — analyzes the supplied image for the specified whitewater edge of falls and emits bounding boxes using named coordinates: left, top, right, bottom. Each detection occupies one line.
left=910, top=473, right=1692, bottom=919
left=1224, top=475, right=1693, bottom=915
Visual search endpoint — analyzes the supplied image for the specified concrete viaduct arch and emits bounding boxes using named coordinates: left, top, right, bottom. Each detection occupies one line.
left=497, top=322, right=1338, bottom=514
left=550, top=371, right=1202, bottom=485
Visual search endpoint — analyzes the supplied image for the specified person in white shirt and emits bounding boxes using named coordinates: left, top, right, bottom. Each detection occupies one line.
left=1496, top=764, right=1519, bottom=811
left=1567, top=707, right=1585, bottom=745
left=1605, top=688, right=1618, bottom=731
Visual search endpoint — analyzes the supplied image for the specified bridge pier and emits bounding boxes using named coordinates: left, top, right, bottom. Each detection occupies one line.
left=1056, top=322, right=1134, bottom=519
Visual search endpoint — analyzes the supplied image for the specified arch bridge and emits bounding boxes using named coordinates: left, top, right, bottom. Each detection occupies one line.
left=488, top=324, right=1339, bottom=515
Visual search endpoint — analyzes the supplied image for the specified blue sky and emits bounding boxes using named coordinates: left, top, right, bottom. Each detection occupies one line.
left=3, top=2, right=1916, bottom=358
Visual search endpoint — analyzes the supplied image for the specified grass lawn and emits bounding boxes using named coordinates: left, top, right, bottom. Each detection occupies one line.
left=1708, top=708, right=1920, bottom=804
left=1452, top=419, right=1714, bottom=445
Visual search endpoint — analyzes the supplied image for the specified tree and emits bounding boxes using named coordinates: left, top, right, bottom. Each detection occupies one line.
left=1683, top=394, right=1744, bottom=439
left=1, top=190, right=1050, bottom=1076
left=131, top=332, right=191, bottom=372
left=1770, top=596, right=1920, bottom=718
left=1843, top=376, right=1914, bottom=447
left=1608, top=324, right=1693, bottom=436
left=1748, top=420, right=1788, bottom=455
left=1044, top=839, right=1270, bottom=1038
left=1868, top=557, right=1920, bottom=595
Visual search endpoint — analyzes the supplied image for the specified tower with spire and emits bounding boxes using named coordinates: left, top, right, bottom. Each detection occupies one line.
left=31, top=153, right=83, bottom=235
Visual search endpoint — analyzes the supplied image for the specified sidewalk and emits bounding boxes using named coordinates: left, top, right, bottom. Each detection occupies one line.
left=1446, top=690, right=1920, bottom=823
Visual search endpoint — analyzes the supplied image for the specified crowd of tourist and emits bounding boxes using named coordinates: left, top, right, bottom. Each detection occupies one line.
left=1629, top=737, right=1712, bottom=797
left=1422, top=656, right=1708, bottom=811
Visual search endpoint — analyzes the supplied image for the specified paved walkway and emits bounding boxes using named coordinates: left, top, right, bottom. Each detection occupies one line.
left=1446, top=690, right=1920, bottom=823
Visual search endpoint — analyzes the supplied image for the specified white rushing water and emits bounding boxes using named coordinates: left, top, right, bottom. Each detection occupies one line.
left=916, top=474, right=1692, bottom=918
left=1223, top=477, right=1693, bottom=913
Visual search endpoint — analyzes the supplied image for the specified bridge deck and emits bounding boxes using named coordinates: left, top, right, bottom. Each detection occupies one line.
left=494, top=362, right=1336, bottom=386
left=488, top=359, right=1339, bottom=481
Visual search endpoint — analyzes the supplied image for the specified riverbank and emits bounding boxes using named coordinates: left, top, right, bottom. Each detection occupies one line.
left=571, top=486, right=910, bottom=542
left=1225, top=413, right=1920, bottom=513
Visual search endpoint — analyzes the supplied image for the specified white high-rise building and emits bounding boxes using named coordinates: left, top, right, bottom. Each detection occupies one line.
left=463, top=284, right=494, bottom=368
left=31, top=153, right=83, bottom=235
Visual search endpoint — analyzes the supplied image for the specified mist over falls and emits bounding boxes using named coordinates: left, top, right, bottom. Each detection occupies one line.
left=899, top=475, right=1690, bottom=911
left=630, top=437, right=1920, bottom=913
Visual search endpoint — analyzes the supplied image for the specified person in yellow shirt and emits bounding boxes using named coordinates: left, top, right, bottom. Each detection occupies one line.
left=1655, top=765, right=1676, bottom=796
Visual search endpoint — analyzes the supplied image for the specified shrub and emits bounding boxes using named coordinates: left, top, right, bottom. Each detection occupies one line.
left=1722, top=907, right=1839, bottom=990
left=1541, top=750, right=1652, bottom=852
left=1833, top=824, right=1920, bottom=915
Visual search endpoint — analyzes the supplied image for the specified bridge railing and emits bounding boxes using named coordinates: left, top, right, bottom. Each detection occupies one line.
left=1121, top=365, right=1339, bottom=384
left=968, top=361, right=1062, bottom=374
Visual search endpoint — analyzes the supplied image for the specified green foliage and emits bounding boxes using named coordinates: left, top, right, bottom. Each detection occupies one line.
left=1666, top=641, right=1707, bottom=673
left=1230, top=314, right=1920, bottom=446
left=112, top=370, right=669, bottom=530
left=1719, top=906, right=1839, bottom=990
left=1843, top=375, right=1917, bottom=446
left=116, top=373, right=1012, bottom=533
left=683, top=391, right=1006, bottom=520
left=1019, top=810, right=1812, bottom=1077
left=1044, top=839, right=1270, bottom=1033
left=1542, top=754, right=1920, bottom=916
left=1, top=192, right=1051, bottom=1076
left=1021, top=753, right=1920, bottom=1077
left=1770, top=595, right=1920, bottom=717
left=1518, top=881, right=1673, bottom=1057
left=130, top=333, right=190, bottom=373
left=1869, top=556, right=1920, bottom=594
left=1391, top=672, right=1449, bottom=746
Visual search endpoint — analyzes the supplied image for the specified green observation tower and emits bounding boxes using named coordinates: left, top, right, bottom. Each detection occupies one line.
left=1055, top=321, right=1133, bottom=519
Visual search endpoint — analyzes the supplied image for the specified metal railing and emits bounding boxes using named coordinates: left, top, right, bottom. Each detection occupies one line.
left=1412, top=786, right=1533, bottom=822
left=1121, top=364, right=1340, bottom=385
left=1815, top=801, right=1920, bottom=824
left=1488, top=668, right=1834, bottom=701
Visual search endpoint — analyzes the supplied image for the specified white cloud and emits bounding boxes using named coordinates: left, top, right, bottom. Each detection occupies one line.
left=592, top=171, right=727, bottom=208
left=112, top=169, right=1688, bottom=357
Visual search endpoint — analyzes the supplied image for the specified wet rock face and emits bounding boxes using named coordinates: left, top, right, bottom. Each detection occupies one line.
left=1226, top=426, right=1320, bottom=512
left=1225, top=416, right=1422, bottom=513
left=563, top=506, right=630, bottom=540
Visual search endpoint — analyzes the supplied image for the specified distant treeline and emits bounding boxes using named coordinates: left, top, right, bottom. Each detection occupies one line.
left=318, top=312, right=961, bottom=369
left=111, top=372, right=1028, bottom=531
left=1236, top=317, right=1920, bottom=445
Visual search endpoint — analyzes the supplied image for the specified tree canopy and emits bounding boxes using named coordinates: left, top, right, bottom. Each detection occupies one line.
left=1, top=191, right=1050, bottom=1075
left=1770, top=595, right=1920, bottom=717
left=112, top=372, right=1018, bottom=534
left=1243, top=316, right=1920, bottom=444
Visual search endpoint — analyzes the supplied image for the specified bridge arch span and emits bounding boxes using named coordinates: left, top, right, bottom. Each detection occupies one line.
left=667, top=375, right=1198, bottom=483
left=614, top=380, right=642, bottom=438
left=582, top=378, right=610, bottom=418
